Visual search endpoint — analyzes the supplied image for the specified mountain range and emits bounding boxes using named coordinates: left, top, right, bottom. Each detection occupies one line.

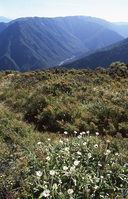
left=62, top=37, right=128, bottom=69
left=0, top=16, right=128, bottom=71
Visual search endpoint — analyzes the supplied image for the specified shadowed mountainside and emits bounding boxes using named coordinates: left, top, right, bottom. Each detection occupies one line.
left=62, top=37, right=128, bottom=69
left=0, top=16, right=124, bottom=71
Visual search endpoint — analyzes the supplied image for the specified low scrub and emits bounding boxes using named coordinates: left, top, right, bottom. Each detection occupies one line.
left=0, top=62, right=128, bottom=198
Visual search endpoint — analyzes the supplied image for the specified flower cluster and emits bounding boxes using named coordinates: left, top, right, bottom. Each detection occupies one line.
left=30, top=132, right=128, bottom=199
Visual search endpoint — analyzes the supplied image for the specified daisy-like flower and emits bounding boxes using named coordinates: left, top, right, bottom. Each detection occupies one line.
left=64, top=131, right=68, bottom=135
left=106, top=139, right=110, bottom=143
left=59, top=180, right=62, bottom=184
left=43, top=189, right=50, bottom=197
left=37, top=141, right=42, bottom=145
left=70, top=166, right=76, bottom=173
left=44, top=184, right=48, bottom=189
left=74, top=130, right=77, bottom=134
left=67, top=188, right=74, bottom=195
left=46, top=156, right=50, bottom=161
left=49, top=170, right=55, bottom=176
left=36, top=170, right=43, bottom=178
left=94, top=185, right=99, bottom=190
left=98, top=162, right=102, bottom=167
left=64, top=147, right=69, bottom=152
left=86, top=130, right=90, bottom=135
left=94, top=144, right=98, bottom=148
left=107, top=173, right=111, bottom=178
left=87, top=175, right=92, bottom=179
left=76, top=151, right=82, bottom=155
left=77, top=135, right=82, bottom=139
left=88, top=153, right=92, bottom=159
left=95, top=132, right=99, bottom=136
left=59, top=139, right=63, bottom=144
left=74, top=160, right=80, bottom=166
left=82, top=131, right=86, bottom=135
left=115, top=152, right=119, bottom=156
left=63, top=166, right=68, bottom=171
left=83, top=142, right=87, bottom=146
left=52, top=183, right=58, bottom=190
left=104, top=149, right=111, bottom=155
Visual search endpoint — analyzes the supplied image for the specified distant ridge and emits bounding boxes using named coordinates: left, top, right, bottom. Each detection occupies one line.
left=0, top=16, right=125, bottom=71
left=0, top=16, right=12, bottom=23
left=62, top=37, right=128, bottom=69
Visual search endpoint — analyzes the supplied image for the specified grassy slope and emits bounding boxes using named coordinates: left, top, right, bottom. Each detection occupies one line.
left=0, top=63, right=128, bottom=198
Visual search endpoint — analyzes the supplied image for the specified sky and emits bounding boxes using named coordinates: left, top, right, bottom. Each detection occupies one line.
left=0, top=0, right=128, bottom=22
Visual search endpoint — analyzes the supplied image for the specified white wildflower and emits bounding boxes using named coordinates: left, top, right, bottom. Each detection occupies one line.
left=67, top=188, right=74, bottom=195
left=94, top=185, right=99, bottom=190
left=82, top=131, right=86, bottom=135
left=98, top=162, right=102, bottom=167
left=95, top=132, right=99, bottom=136
left=46, top=156, right=50, bottom=161
left=107, top=174, right=111, bottom=178
left=52, top=183, right=58, bottom=190
left=49, top=170, right=55, bottom=176
left=88, top=153, right=92, bottom=158
left=87, top=175, right=92, bottom=179
left=76, top=151, right=82, bottom=155
left=43, top=189, right=50, bottom=197
left=59, top=139, right=63, bottom=144
left=64, top=147, right=69, bottom=152
left=104, top=149, right=111, bottom=155
left=64, top=131, right=68, bottom=135
left=74, top=160, right=80, bottom=166
left=37, top=141, right=42, bottom=145
left=63, top=166, right=68, bottom=171
left=77, top=135, right=82, bottom=139
left=44, top=184, right=48, bottom=189
left=70, top=166, right=76, bottom=173
left=94, top=144, right=98, bottom=148
left=59, top=180, right=62, bottom=184
left=36, top=170, right=43, bottom=178
left=86, top=130, right=90, bottom=135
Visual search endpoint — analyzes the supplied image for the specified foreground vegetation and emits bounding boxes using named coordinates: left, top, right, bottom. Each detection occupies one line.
left=0, top=61, right=128, bottom=198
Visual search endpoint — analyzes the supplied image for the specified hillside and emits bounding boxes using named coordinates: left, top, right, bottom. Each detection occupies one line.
left=0, top=16, right=124, bottom=71
left=0, top=19, right=86, bottom=71
left=84, top=28, right=124, bottom=51
left=0, top=22, right=8, bottom=32
left=62, top=37, right=128, bottom=69
left=0, top=64, right=128, bottom=198
left=0, top=62, right=128, bottom=135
